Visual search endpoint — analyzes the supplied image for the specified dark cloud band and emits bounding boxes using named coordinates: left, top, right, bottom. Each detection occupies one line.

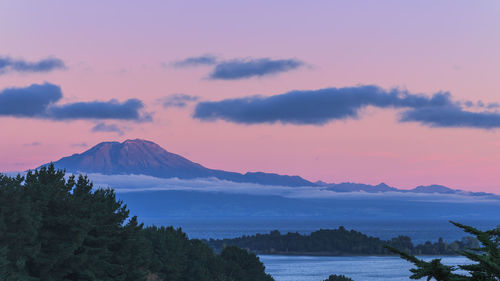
left=400, top=106, right=500, bottom=129
left=0, top=83, right=150, bottom=122
left=194, top=86, right=451, bottom=125
left=0, top=83, right=63, bottom=117
left=209, top=58, right=303, bottom=80
left=48, top=99, right=146, bottom=121
left=194, top=85, right=500, bottom=129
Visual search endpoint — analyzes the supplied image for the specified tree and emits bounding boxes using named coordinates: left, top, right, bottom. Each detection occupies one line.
left=323, top=274, right=355, bottom=281
left=220, top=246, right=274, bottom=281
left=0, top=166, right=275, bottom=281
left=389, top=221, right=500, bottom=281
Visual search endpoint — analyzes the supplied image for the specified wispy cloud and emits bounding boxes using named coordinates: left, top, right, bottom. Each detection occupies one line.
left=0, top=56, right=65, bottom=75
left=171, top=54, right=218, bottom=68
left=172, top=55, right=305, bottom=80
left=194, top=85, right=500, bottom=129
left=23, top=142, right=42, bottom=147
left=0, top=83, right=152, bottom=122
left=70, top=142, right=88, bottom=148
left=159, top=93, right=199, bottom=108
left=91, top=123, right=125, bottom=135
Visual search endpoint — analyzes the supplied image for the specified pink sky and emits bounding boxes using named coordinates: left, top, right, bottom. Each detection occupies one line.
left=1, top=1, right=500, bottom=192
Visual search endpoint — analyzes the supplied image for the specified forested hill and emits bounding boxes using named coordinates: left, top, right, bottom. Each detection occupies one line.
left=207, top=228, right=479, bottom=256
left=0, top=165, right=273, bottom=281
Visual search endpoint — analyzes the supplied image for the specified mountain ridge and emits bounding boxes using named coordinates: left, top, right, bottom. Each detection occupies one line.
left=39, top=139, right=494, bottom=196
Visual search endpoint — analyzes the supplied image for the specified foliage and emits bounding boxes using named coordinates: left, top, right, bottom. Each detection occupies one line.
left=208, top=226, right=476, bottom=256
left=323, top=274, right=354, bottom=281
left=0, top=165, right=274, bottom=281
left=389, top=221, right=500, bottom=281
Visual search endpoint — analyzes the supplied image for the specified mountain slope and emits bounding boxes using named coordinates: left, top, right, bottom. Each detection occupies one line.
left=40, top=139, right=494, bottom=196
left=45, top=139, right=314, bottom=187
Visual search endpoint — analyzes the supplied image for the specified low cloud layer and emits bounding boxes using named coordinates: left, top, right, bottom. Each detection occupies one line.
left=194, top=85, right=500, bottom=129
left=0, top=83, right=150, bottom=121
left=209, top=58, right=304, bottom=80
left=79, top=173, right=498, bottom=203
left=160, top=93, right=199, bottom=108
left=0, top=56, right=65, bottom=75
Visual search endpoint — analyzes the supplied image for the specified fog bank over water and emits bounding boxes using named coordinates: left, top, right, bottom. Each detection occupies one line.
left=84, top=173, right=499, bottom=203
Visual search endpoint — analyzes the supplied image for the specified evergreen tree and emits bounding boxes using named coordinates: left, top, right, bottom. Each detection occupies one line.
left=0, top=165, right=275, bottom=281
left=389, top=221, right=500, bottom=281
left=219, top=246, right=274, bottom=281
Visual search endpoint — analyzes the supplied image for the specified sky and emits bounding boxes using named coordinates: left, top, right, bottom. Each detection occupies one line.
left=1, top=1, right=500, bottom=192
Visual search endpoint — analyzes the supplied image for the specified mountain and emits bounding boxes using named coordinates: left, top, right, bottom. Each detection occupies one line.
left=39, top=139, right=495, bottom=196
left=43, top=139, right=314, bottom=187
left=316, top=181, right=494, bottom=196
left=411, top=184, right=456, bottom=194
left=408, top=184, right=493, bottom=196
left=321, top=182, right=398, bottom=193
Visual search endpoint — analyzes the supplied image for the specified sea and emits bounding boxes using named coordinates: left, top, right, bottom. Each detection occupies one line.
left=259, top=255, right=471, bottom=281
left=163, top=218, right=498, bottom=244
left=160, top=218, right=490, bottom=281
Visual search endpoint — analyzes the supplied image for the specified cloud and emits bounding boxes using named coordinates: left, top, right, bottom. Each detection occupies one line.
left=48, top=99, right=149, bottom=121
left=23, top=142, right=42, bottom=147
left=0, top=56, right=65, bottom=75
left=209, top=58, right=303, bottom=80
left=0, top=83, right=63, bottom=117
left=76, top=173, right=499, bottom=203
left=488, top=103, right=500, bottom=109
left=172, top=55, right=305, bottom=80
left=91, top=123, right=125, bottom=135
left=160, top=94, right=199, bottom=108
left=70, top=142, right=88, bottom=148
left=171, top=55, right=218, bottom=67
left=194, top=85, right=500, bottom=129
left=462, top=100, right=499, bottom=109
left=194, top=85, right=452, bottom=125
left=0, top=83, right=151, bottom=122
left=400, top=106, right=500, bottom=129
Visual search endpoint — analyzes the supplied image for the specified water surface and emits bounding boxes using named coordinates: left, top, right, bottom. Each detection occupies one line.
left=157, top=218, right=497, bottom=244
left=259, top=255, right=470, bottom=281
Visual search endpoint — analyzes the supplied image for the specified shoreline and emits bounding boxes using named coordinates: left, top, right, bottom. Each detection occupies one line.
left=254, top=252, right=461, bottom=257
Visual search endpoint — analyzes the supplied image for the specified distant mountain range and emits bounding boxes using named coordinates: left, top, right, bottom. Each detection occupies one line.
left=41, top=139, right=493, bottom=196
left=315, top=182, right=493, bottom=196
